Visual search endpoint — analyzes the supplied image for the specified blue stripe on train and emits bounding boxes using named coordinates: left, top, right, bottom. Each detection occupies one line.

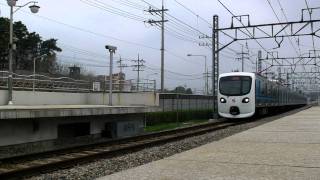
left=256, top=96, right=274, bottom=100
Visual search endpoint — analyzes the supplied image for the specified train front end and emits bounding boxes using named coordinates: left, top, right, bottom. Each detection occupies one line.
left=218, top=72, right=256, bottom=118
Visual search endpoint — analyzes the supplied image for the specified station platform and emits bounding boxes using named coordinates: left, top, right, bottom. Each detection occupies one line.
left=0, top=105, right=160, bottom=119
left=100, top=106, right=320, bottom=180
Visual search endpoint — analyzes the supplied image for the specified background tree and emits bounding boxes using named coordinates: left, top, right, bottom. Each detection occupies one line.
left=39, top=39, right=62, bottom=73
left=170, top=86, right=193, bottom=94
left=0, top=17, right=62, bottom=74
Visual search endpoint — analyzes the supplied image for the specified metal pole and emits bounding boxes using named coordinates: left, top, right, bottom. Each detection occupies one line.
left=205, top=56, right=208, bottom=95
left=153, top=80, right=156, bottom=92
left=212, top=15, right=219, bottom=119
left=241, top=46, right=244, bottom=72
left=137, top=54, right=140, bottom=91
left=257, top=50, right=262, bottom=73
left=8, top=5, right=14, bottom=105
left=109, top=50, right=114, bottom=106
left=33, top=57, right=35, bottom=92
left=160, top=1, right=165, bottom=92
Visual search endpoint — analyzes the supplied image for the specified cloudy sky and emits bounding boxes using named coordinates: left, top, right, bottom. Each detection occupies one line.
left=0, top=0, right=319, bottom=93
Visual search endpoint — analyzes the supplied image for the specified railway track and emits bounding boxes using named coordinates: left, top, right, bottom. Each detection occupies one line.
left=0, top=120, right=242, bottom=179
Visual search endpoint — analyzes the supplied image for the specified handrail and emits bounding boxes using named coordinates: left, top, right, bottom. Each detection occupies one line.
left=0, top=71, right=156, bottom=93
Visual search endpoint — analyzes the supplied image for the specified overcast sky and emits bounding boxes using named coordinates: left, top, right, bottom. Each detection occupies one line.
left=0, top=0, right=319, bottom=93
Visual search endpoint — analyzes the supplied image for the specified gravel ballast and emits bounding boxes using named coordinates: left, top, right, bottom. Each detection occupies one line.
left=27, top=107, right=307, bottom=180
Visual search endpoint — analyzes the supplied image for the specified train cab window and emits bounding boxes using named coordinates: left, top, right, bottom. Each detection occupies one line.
left=219, top=76, right=252, bottom=96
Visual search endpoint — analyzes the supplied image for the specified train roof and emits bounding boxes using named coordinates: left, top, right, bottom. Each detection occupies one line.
left=219, top=72, right=255, bottom=78
left=219, top=72, right=305, bottom=95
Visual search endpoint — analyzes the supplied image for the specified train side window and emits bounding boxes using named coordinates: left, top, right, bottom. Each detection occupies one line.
left=267, top=83, right=272, bottom=96
left=261, top=81, right=267, bottom=95
left=255, top=79, right=260, bottom=94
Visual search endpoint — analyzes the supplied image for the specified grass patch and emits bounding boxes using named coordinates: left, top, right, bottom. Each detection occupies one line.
left=144, top=119, right=209, bottom=132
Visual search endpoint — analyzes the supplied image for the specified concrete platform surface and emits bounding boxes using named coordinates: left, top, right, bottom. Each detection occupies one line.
left=0, top=105, right=160, bottom=119
left=99, top=107, right=320, bottom=180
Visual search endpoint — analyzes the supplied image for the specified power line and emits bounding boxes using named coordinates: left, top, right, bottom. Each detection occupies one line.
left=80, top=0, right=146, bottom=22
left=2, top=2, right=210, bottom=67
left=141, top=0, right=242, bottom=55
left=145, top=65, right=203, bottom=77
left=57, top=56, right=109, bottom=67
left=57, top=54, right=106, bottom=64
left=109, top=0, right=146, bottom=11
left=165, top=50, right=202, bottom=65
left=142, top=0, right=243, bottom=56
left=173, top=0, right=212, bottom=26
left=145, top=2, right=168, bottom=92
left=155, top=24, right=203, bottom=44
left=59, top=44, right=107, bottom=59
left=0, top=3, right=161, bottom=51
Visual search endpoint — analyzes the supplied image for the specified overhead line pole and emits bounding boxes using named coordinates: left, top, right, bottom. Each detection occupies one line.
left=117, top=56, right=128, bottom=92
left=132, top=54, right=145, bottom=91
left=236, top=45, right=249, bottom=72
left=161, top=1, right=165, bottom=92
left=212, top=15, right=219, bottom=119
left=145, top=0, right=168, bottom=92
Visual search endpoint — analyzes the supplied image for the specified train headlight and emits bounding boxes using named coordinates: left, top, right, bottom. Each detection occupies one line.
left=242, top=97, right=250, bottom=103
left=220, top=98, right=227, bottom=103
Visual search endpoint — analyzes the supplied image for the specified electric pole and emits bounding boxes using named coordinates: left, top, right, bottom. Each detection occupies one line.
left=117, top=56, right=128, bottom=92
left=212, top=15, right=219, bottom=119
left=117, top=56, right=128, bottom=74
left=145, top=1, right=168, bottom=92
left=236, top=45, right=249, bottom=72
left=132, top=54, right=145, bottom=91
left=257, top=50, right=262, bottom=73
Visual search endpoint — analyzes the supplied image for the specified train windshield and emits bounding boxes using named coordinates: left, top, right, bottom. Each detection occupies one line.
left=219, top=76, right=252, bottom=96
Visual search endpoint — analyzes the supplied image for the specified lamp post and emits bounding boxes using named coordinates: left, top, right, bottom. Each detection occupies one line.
left=7, top=0, right=40, bottom=105
left=105, top=45, right=117, bottom=106
left=187, top=54, right=208, bottom=95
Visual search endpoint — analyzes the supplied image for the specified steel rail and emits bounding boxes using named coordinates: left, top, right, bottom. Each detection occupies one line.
left=0, top=120, right=241, bottom=179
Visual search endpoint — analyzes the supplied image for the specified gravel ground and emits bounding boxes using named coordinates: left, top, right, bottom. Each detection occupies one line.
left=27, top=107, right=306, bottom=180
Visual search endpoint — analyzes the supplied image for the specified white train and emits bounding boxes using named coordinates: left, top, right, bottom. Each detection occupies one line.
left=218, top=72, right=307, bottom=118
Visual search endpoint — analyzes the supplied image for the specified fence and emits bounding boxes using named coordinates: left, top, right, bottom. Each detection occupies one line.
left=159, top=93, right=213, bottom=111
left=0, top=71, right=156, bottom=93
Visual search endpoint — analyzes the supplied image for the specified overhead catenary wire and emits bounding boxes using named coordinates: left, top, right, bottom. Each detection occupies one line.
left=266, top=0, right=300, bottom=60
left=303, top=0, right=318, bottom=62
left=217, top=0, right=282, bottom=70
left=276, top=0, right=303, bottom=53
left=173, top=0, right=212, bottom=27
